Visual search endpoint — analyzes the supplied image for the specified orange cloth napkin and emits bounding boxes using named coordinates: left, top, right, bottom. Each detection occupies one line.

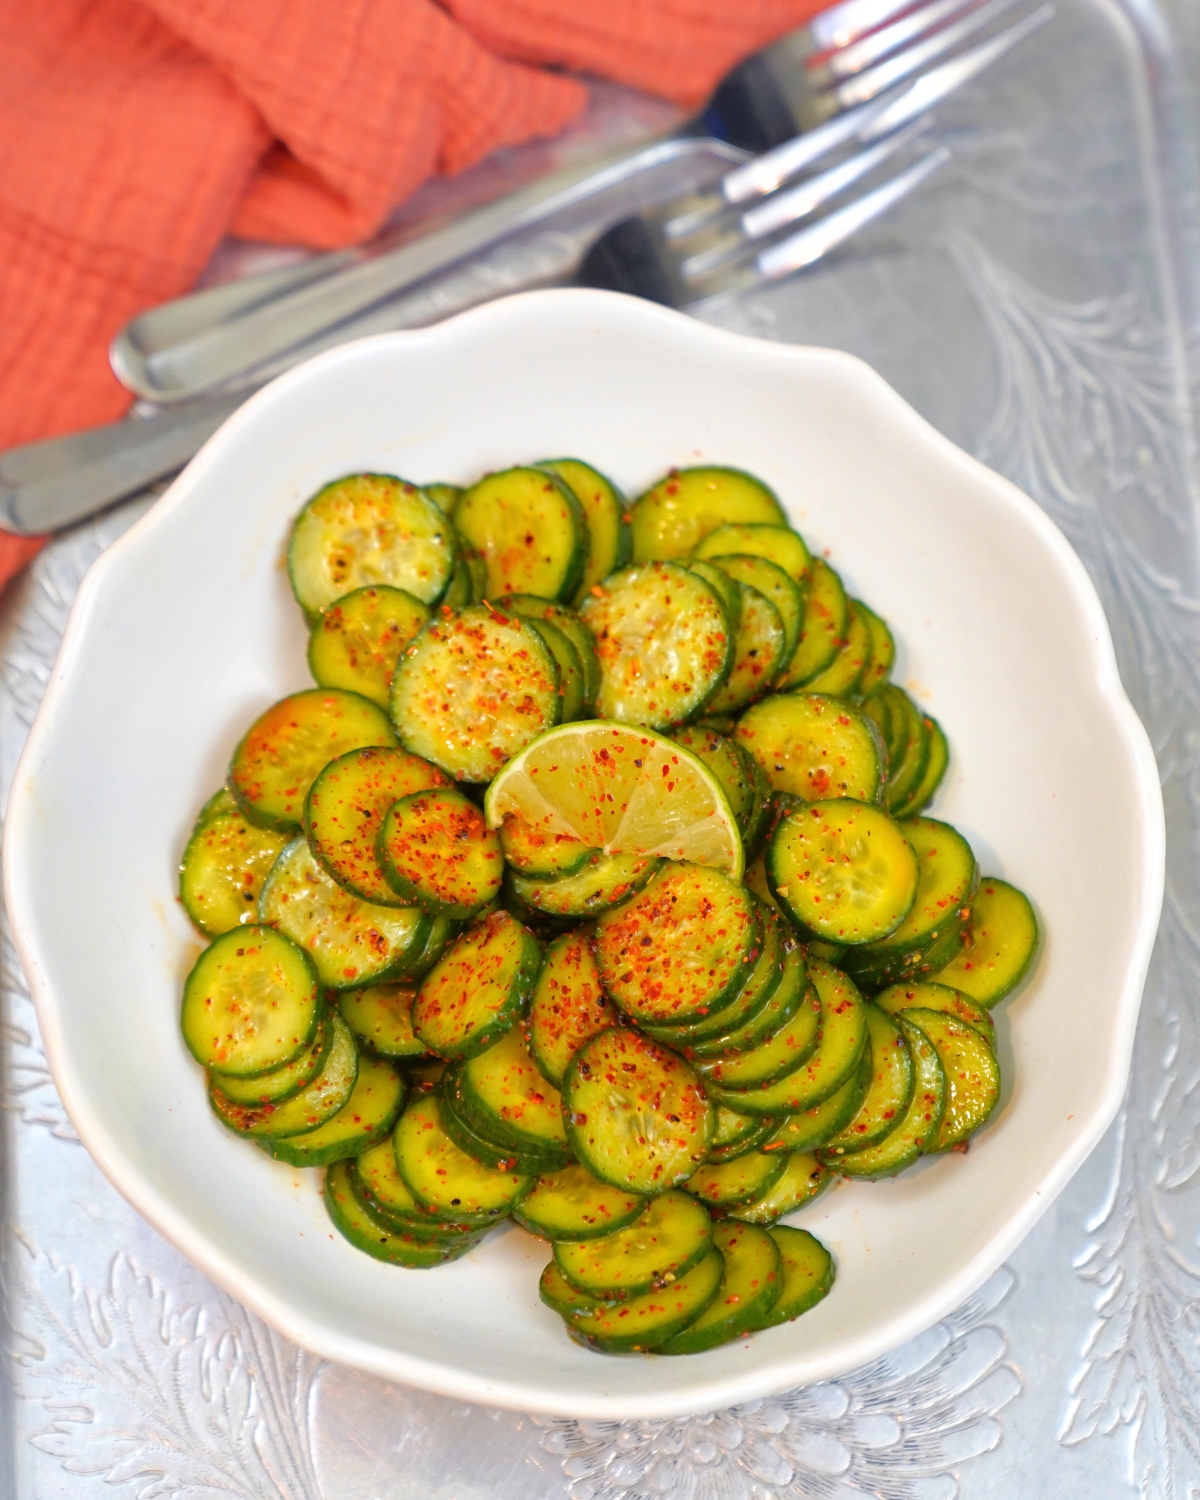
left=0, top=0, right=826, bottom=589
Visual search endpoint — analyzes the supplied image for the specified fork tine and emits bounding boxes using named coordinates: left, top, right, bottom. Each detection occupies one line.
left=805, top=0, right=932, bottom=54
left=809, top=0, right=990, bottom=85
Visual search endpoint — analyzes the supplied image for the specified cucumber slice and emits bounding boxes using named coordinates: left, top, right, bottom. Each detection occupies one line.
left=412, top=909, right=542, bottom=1061
left=210, top=1013, right=357, bottom=1135
left=513, top=1163, right=645, bottom=1242
left=390, top=605, right=561, bottom=783
left=306, top=745, right=448, bottom=905
left=684, top=560, right=743, bottom=637
left=564, top=1028, right=714, bottom=1193
left=456, top=467, right=588, bottom=601
left=904, top=1008, right=1001, bottom=1150
left=507, top=851, right=662, bottom=918
left=579, top=562, right=734, bottom=729
left=710, top=958, right=868, bottom=1116
left=337, top=982, right=427, bottom=1059
left=230, top=689, right=396, bottom=832
left=179, top=797, right=289, bottom=937
left=856, top=602, right=895, bottom=695
left=804, top=601, right=873, bottom=698
left=592, top=863, right=758, bottom=1026
left=267, top=1051, right=405, bottom=1166
left=377, top=787, right=503, bottom=919
left=864, top=686, right=928, bottom=812
left=735, top=693, right=886, bottom=806
left=406, top=912, right=461, bottom=982
left=630, top=466, right=786, bottom=562
left=524, top=618, right=586, bottom=723
left=288, top=474, right=456, bottom=616
left=422, top=482, right=463, bottom=517
left=761, top=1046, right=873, bottom=1152
left=459, top=1024, right=570, bottom=1157
left=259, top=837, right=431, bottom=989
left=527, top=933, right=619, bottom=1088
left=839, top=816, right=978, bottom=989
left=659, top=1221, right=781, bottom=1354
left=820, top=1003, right=914, bottom=1156
left=930, top=877, right=1039, bottom=1006
left=686, top=1150, right=787, bottom=1209
left=777, top=558, right=848, bottom=688
left=703, top=581, right=787, bottom=715
left=768, top=799, right=919, bottom=946
left=182, top=925, right=319, bottom=1076
left=554, top=1248, right=726, bottom=1352
left=498, top=809, right=597, bottom=878
left=692, top=522, right=811, bottom=585
left=439, top=1071, right=565, bottom=1174
left=835, top=1014, right=947, bottom=1177
left=670, top=725, right=761, bottom=848
left=325, top=1159, right=486, bottom=1266
left=394, top=1092, right=533, bottom=1223
left=536, top=459, right=631, bottom=604
left=498, top=594, right=602, bottom=711
left=213, top=1007, right=333, bottom=1105
left=539, top=1260, right=603, bottom=1318
left=874, top=980, right=996, bottom=1048
left=893, top=712, right=949, bottom=818
left=350, top=1138, right=478, bottom=1237
left=405, top=1058, right=447, bottom=1092
left=706, top=1105, right=777, bottom=1163
left=712, top=554, right=804, bottom=661
left=753, top=1226, right=834, bottom=1327
left=307, top=585, right=430, bottom=709
left=554, top=1190, right=711, bottom=1298
left=728, top=1151, right=829, bottom=1225
left=694, top=962, right=821, bottom=1090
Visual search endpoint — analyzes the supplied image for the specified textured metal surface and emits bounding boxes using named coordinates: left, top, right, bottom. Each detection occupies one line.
left=2, top=0, right=1199, bottom=1492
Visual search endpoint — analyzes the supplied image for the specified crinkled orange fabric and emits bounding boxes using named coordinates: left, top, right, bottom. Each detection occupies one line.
left=0, top=0, right=826, bottom=587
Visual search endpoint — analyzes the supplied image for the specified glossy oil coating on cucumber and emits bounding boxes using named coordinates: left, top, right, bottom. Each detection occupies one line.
left=835, top=1014, right=947, bottom=1177
left=555, top=1189, right=711, bottom=1300
left=325, top=1159, right=487, bottom=1266
left=705, top=1105, right=777, bottom=1163
left=630, top=466, right=786, bottom=562
left=513, top=1162, right=645, bottom=1242
left=669, top=725, right=764, bottom=853
left=874, top=980, right=996, bottom=1048
left=210, top=1012, right=357, bottom=1136
left=703, top=579, right=787, bottom=715
left=498, top=808, right=596, bottom=878
left=694, top=963, right=821, bottom=1091
left=761, top=1047, right=873, bottom=1153
left=930, top=877, right=1038, bottom=1006
left=777, top=557, right=848, bottom=688
left=231, top=689, right=396, bottom=831
left=754, top=1226, right=834, bottom=1326
left=820, top=1003, right=914, bottom=1157
left=213, top=1007, right=333, bottom=1106
left=350, top=1138, right=478, bottom=1238
left=439, top=1071, right=564, bottom=1175
left=537, top=458, right=631, bottom=605
left=659, top=1221, right=781, bottom=1354
left=855, top=601, right=895, bottom=695
left=268, top=1051, right=405, bottom=1166
left=527, top=933, right=618, bottom=1088
left=904, top=1007, right=1001, bottom=1151
left=804, top=601, right=873, bottom=697
left=685, top=1149, right=787, bottom=1210
left=394, top=1092, right=533, bottom=1222
left=693, top=521, right=810, bottom=585
left=179, top=796, right=289, bottom=937
left=289, top=474, right=456, bottom=616
left=390, top=605, right=561, bottom=783
left=412, top=909, right=541, bottom=1061
left=552, top=1248, right=726, bottom=1352
left=580, top=562, right=734, bottom=729
left=499, top=594, right=602, bottom=711
left=377, top=787, right=503, bottom=918
left=259, top=837, right=430, bottom=989
left=729, top=1151, right=828, bottom=1225
left=307, top=585, right=430, bottom=708
left=507, top=850, right=661, bottom=918
left=458, top=1024, right=570, bottom=1159
left=337, top=982, right=428, bottom=1059
left=183, top=925, right=319, bottom=1076
left=736, top=693, right=885, bottom=805
left=713, top=554, right=805, bottom=663
left=456, top=467, right=588, bottom=601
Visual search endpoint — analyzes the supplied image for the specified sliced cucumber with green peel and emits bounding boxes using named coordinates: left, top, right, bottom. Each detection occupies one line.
left=325, top=1159, right=486, bottom=1266
left=513, top=1163, right=646, bottom=1242
left=685, top=1150, right=787, bottom=1209
left=306, top=745, right=448, bottom=905
left=231, top=689, right=396, bottom=832
left=930, top=877, right=1038, bottom=1006
left=651, top=898, right=783, bottom=1053
left=390, top=605, right=562, bottom=783
left=499, top=593, right=602, bottom=710
left=804, top=601, right=872, bottom=697
left=564, top=1028, right=714, bottom=1193
left=337, top=982, right=427, bottom=1059
left=455, top=467, right=588, bottom=601
left=753, top=1226, right=834, bottom=1327
left=458, top=1024, right=570, bottom=1158
left=350, top=1137, right=479, bottom=1237
left=855, top=602, right=895, bottom=696
left=180, top=795, right=290, bottom=937
left=874, top=980, right=995, bottom=1048
left=713, top=554, right=804, bottom=662
left=592, top=863, right=758, bottom=1026
left=761, top=1046, right=872, bottom=1153
left=537, top=458, right=631, bottom=605
left=439, top=1071, right=565, bottom=1174
left=211, top=1013, right=356, bottom=1135
left=820, top=1003, right=913, bottom=1157
left=527, top=933, right=618, bottom=1088
left=705, top=1105, right=777, bottom=1163
left=554, top=1189, right=711, bottom=1299
left=630, top=466, right=786, bottom=561
left=259, top=837, right=430, bottom=989
left=777, top=558, right=848, bottom=688
left=893, top=710, right=949, bottom=818
left=692, top=521, right=810, bottom=585
left=864, top=686, right=927, bottom=813
left=307, top=585, right=430, bottom=708
left=579, top=562, right=734, bottom=729
left=684, top=559, right=743, bottom=637
left=768, top=799, right=919, bottom=946
left=267, top=1051, right=404, bottom=1166
left=288, top=474, right=456, bottom=616
left=670, top=725, right=762, bottom=849
left=729, top=1151, right=829, bottom=1225
left=377, top=787, right=503, bottom=918
left=904, top=1008, right=1001, bottom=1150
left=213, top=1007, right=333, bottom=1105
left=736, top=693, right=885, bottom=806
left=694, top=956, right=819, bottom=1090
left=552, top=1248, right=725, bottom=1352
left=508, top=851, right=661, bottom=918
left=405, top=912, right=461, bottom=982
left=412, top=909, right=542, bottom=1061
left=394, top=1092, right=533, bottom=1222
left=660, top=1221, right=781, bottom=1354
left=835, top=1014, right=947, bottom=1177
left=524, top=618, right=586, bottom=722
left=422, top=482, right=463, bottom=517
left=182, top=925, right=319, bottom=1076
left=703, top=580, right=787, bottom=715
left=498, top=809, right=597, bottom=879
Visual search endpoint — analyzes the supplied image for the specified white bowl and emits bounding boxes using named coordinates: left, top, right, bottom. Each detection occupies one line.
left=3, top=288, right=1163, bottom=1419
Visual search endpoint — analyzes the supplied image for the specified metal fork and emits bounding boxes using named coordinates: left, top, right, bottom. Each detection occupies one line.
left=111, top=0, right=1034, bottom=408
left=0, top=5, right=1052, bottom=538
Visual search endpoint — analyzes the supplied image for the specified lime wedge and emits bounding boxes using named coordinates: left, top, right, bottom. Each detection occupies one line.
left=484, top=722, right=743, bottom=879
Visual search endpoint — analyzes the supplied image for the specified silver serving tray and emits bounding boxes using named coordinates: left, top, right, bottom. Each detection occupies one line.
left=3, top=0, right=1198, bottom=1491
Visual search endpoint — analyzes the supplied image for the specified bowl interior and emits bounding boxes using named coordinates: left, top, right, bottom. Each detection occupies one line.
left=4, top=290, right=1162, bottom=1418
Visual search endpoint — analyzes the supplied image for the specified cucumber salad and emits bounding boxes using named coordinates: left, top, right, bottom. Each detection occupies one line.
left=179, top=462, right=1040, bottom=1357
